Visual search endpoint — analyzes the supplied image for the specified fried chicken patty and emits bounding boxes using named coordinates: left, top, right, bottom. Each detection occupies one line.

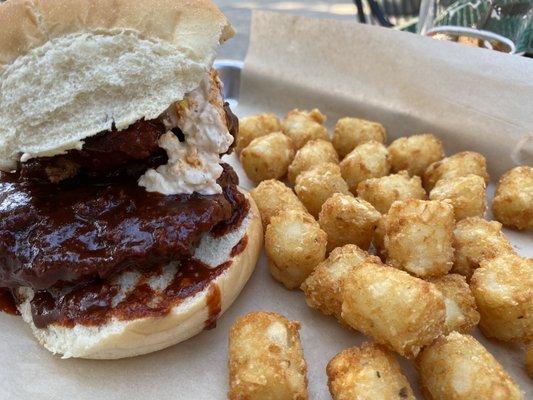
left=19, top=120, right=169, bottom=183
left=0, top=164, right=246, bottom=291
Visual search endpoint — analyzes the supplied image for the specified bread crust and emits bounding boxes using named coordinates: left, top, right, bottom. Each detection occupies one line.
left=0, top=0, right=234, bottom=170
left=0, top=0, right=234, bottom=67
left=17, top=192, right=261, bottom=359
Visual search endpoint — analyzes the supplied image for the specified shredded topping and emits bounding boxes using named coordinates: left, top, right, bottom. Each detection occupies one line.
left=139, top=72, right=234, bottom=195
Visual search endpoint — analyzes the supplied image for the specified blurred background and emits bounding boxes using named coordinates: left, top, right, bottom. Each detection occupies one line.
left=0, top=0, right=530, bottom=56
left=214, top=0, right=532, bottom=58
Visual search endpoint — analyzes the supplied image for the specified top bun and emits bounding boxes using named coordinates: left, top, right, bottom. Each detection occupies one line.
left=0, top=0, right=234, bottom=170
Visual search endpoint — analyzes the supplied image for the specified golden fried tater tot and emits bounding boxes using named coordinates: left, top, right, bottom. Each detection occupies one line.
left=381, top=199, right=454, bottom=278
left=265, top=209, right=327, bottom=289
left=492, top=166, right=533, bottom=230
left=417, top=332, right=523, bottom=400
left=340, top=141, right=390, bottom=193
left=471, top=253, right=533, bottom=342
left=423, top=151, right=489, bottom=191
left=357, top=170, right=426, bottom=214
left=327, top=343, right=415, bottom=400
left=318, top=194, right=380, bottom=252
left=282, top=109, right=328, bottom=149
left=295, top=163, right=351, bottom=217
left=388, top=133, right=444, bottom=176
left=250, top=179, right=306, bottom=227
left=452, top=217, right=514, bottom=280
left=301, top=245, right=379, bottom=323
left=332, top=118, right=387, bottom=159
left=287, top=139, right=339, bottom=184
left=240, top=132, right=295, bottom=183
left=229, top=311, right=308, bottom=400
left=429, top=174, right=486, bottom=220
left=236, top=113, right=282, bottom=154
left=427, top=274, right=480, bottom=334
left=341, top=260, right=446, bottom=358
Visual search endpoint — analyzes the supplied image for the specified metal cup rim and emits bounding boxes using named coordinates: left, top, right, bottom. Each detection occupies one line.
left=426, top=26, right=516, bottom=54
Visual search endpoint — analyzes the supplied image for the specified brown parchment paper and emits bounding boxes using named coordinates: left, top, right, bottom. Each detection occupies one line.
left=1, top=10, right=532, bottom=400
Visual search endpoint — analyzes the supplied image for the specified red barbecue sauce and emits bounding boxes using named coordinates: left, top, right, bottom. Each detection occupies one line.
left=0, top=99, right=248, bottom=330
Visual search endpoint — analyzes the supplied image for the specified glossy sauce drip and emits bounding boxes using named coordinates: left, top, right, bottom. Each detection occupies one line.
left=0, top=287, right=19, bottom=315
left=31, top=282, right=119, bottom=328
left=30, top=259, right=233, bottom=328
left=230, top=235, right=249, bottom=258
left=204, top=283, right=221, bottom=330
left=211, top=183, right=250, bottom=238
left=0, top=164, right=246, bottom=290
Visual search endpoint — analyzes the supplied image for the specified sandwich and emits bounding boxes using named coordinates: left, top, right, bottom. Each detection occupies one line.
left=0, top=0, right=262, bottom=359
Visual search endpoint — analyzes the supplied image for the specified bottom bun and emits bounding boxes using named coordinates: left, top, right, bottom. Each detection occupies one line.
left=16, top=191, right=262, bottom=359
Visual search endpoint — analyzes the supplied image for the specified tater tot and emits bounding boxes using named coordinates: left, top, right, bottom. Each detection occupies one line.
left=287, top=139, right=339, bottom=184
left=452, top=217, right=514, bottom=280
left=265, top=209, right=327, bottom=289
left=492, top=166, right=533, bottom=230
left=332, top=117, right=387, bottom=159
left=428, top=274, right=480, bottom=334
left=388, top=133, right=444, bottom=176
left=250, top=180, right=306, bottom=227
left=339, top=141, right=391, bottom=193
left=381, top=199, right=454, bottom=278
left=327, top=343, right=415, bottom=400
left=471, top=254, right=533, bottom=342
left=318, top=194, right=380, bottom=252
left=228, top=311, right=308, bottom=400
left=282, top=109, right=329, bottom=149
left=301, top=245, right=379, bottom=323
left=423, top=151, right=489, bottom=190
left=357, top=171, right=427, bottom=214
left=526, top=343, right=533, bottom=378
left=236, top=113, right=282, bottom=154
left=240, top=132, right=295, bottom=183
left=429, top=174, right=486, bottom=220
left=417, top=332, right=523, bottom=400
left=294, top=163, right=351, bottom=217
left=341, top=260, right=446, bottom=358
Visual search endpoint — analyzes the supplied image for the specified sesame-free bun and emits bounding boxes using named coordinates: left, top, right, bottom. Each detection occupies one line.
left=16, top=192, right=262, bottom=359
left=0, top=0, right=234, bottom=170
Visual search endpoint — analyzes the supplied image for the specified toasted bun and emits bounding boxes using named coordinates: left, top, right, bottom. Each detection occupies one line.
left=16, top=192, right=261, bottom=359
left=0, top=0, right=234, bottom=170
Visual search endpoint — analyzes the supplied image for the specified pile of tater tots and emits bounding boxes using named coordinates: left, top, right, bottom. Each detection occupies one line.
left=228, top=109, right=532, bottom=400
